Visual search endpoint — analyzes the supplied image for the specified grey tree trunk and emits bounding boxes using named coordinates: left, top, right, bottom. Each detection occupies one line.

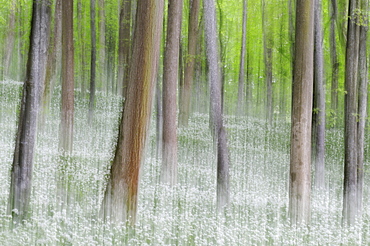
left=329, top=0, right=339, bottom=122
left=88, top=0, right=97, bottom=123
left=161, top=0, right=183, bottom=185
left=343, top=0, right=360, bottom=226
left=40, top=0, right=62, bottom=127
left=7, top=0, right=51, bottom=225
left=59, top=0, right=75, bottom=153
left=237, top=0, right=247, bottom=115
left=289, top=0, right=314, bottom=225
left=356, top=0, right=368, bottom=219
left=100, top=0, right=164, bottom=225
left=312, top=0, right=325, bottom=189
left=117, top=0, right=131, bottom=97
left=204, top=0, right=230, bottom=211
left=179, top=0, right=201, bottom=127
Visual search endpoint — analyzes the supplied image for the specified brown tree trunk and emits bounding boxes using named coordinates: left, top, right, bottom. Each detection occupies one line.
left=237, top=0, right=247, bottom=115
left=59, top=0, right=75, bottom=153
left=7, top=0, right=51, bottom=225
left=179, top=0, right=200, bottom=127
left=161, top=0, right=183, bottom=185
left=204, top=0, right=230, bottom=211
left=117, top=0, right=132, bottom=97
left=100, top=0, right=164, bottom=225
left=343, top=0, right=360, bottom=226
left=312, top=0, right=325, bottom=189
left=88, top=0, right=97, bottom=123
left=289, top=0, right=314, bottom=225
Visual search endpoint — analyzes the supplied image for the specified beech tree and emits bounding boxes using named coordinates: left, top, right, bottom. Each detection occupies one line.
left=342, top=0, right=360, bottom=226
left=100, top=0, right=164, bottom=224
left=7, top=0, right=51, bottom=224
left=59, top=0, right=75, bottom=153
left=312, top=0, right=325, bottom=189
left=204, top=0, right=230, bottom=211
left=88, top=0, right=97, bottom=123
left=237, top=0, right=247, bottom=115
left=289, top=0, right=314, bottom=225
left=179, top=0, right=201, bottom=127
left=161, top=0, right=183, bottom=185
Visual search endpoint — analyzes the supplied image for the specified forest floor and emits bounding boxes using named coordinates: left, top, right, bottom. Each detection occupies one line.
left=0, top=80, right=370, bottom=245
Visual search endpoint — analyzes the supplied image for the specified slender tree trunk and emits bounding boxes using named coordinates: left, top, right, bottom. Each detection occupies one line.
left=356, top=0, right=368, bottom=219
left=262, top=0, right=273, bottom=124
left=343, top=0, right=360, bottom=226
left=312, top=0, right=325, bottom=189
left=179, top=0, right=201, bottom=127
left=330, top=0, right=339, bottom=121
left=98, top=0, right=106, bottom=92
left=117, top=0, right=132, bottom=97
left=237, top=0, right=247, bottom=115
left=288, top=0, right=295, bottom=70
left=7, top=0, right=51, bottom=225
left=289, top=0, right=314, bottom=225
left=89, top=0, right=97, bottom=123
left=100, top=0, right=164, bottom=225
left=161, top=0, right=183, bottom=185
left=40, top=0, right=62, bottom=126
left=204, top=0, right=230, bottom=211
left=59, top=0, right=75, bottom=153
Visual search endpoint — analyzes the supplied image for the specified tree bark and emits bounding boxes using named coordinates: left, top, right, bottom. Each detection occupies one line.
left=312, top=0, right=325, bottom=189
left=357, top=0, right=367, bottom=216
left=204, top=0, right=230, bottom=211
left=262, top=0, right=273, bottom=124
left=329, top=0, right=339, bottom=121
left=237, top=0, right=247, bottom=115
left=100, top=0, right=164, bottom=225
left=40, top=0, right=62, bottom=126
left=7, top=0, right=51, bottom=225
left=117, top=0, right=132, bottom=97
left=179, top=0, right=201, bottom=127
left=98, top=0, right=107, bottom=92
left=88, top=0, right=97, bottom=123
left=161, top=0, right=183, bottom=185
left=59, top=0, right=75, bottom=153
left=343, top=0, right=360, bottom=226
left=289, top=0, right=314, bottom=225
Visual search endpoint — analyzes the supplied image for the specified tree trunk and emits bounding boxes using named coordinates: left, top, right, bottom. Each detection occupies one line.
left=329, top=0, right=339, bottom=122
left=179, top=0, right=201, bottom=127
left=40, top=0, right=62, bottom=126
left=98, top=0, right=107, bottom=92
left=7, top=0, right=51, bottom=225
left=312, top=0, right=325, bottom=189
left=237, top=0, right=247, bottom=115
left=343, top=0, right=360, bottom=226
left=161, top=0, right=183, bottom=185
left=100, top=0, right=164, bottom=225
left=204, top=0, right=230, bottom=211
left=357, top=0, right=368, bottom=217
left=117, top=0, right=132, bottom=97
left=59, top=0, right=75, bottom=153
left=289, top=0, right=314, bottom=225
left=88, top=0, right=97, bottom=123
left=262, top=0, right=273, bottom=124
